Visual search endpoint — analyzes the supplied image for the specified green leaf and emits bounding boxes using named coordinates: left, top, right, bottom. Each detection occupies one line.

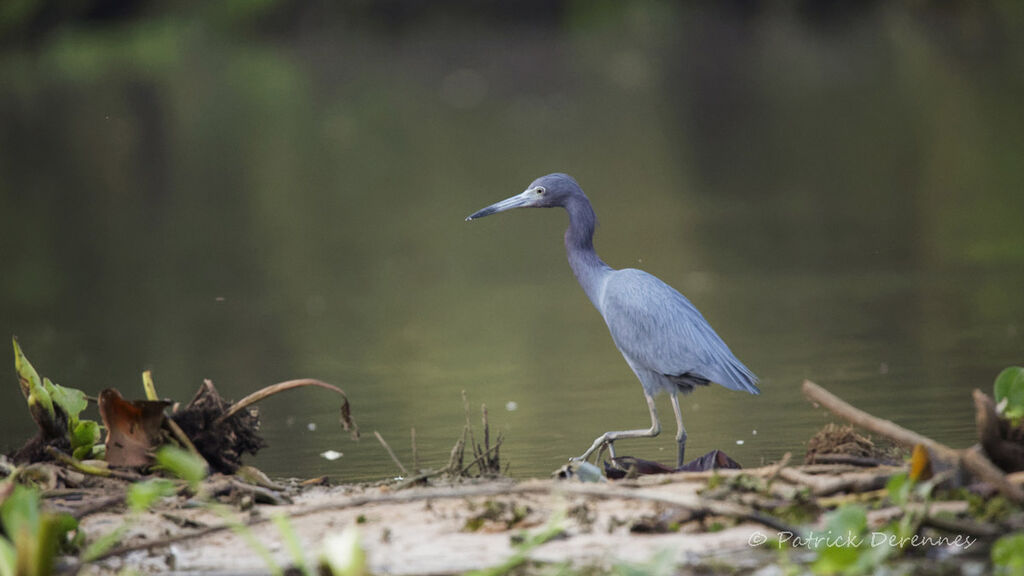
left=813, top=544, right=862, bottom=575
left=993, top=533, right=1024, bottom=573
left=273, top=513, right=311, bottom=576
left=33, top=513, right=77, bottom=574
left=0, top=485, right=76, bottom=576
left=613, top=549, right=676, bottom=576
left=821, top=505, right=867, bottom=545
left=80, top=525, right=127, bottom=563
left=43, top=378, right=88, bottom=426
left=154, top=446, right=208, bottom=490
left=70, top=420, right=101, bottom=460
left=12, top=338, right=55, bottom=426
left=995, top=367, right=1024, bottom=421
left=0, top=485, right=40, bottom=543
left=48, top=513, right=79, bottom=553
left=811, top=506, right=873, bottom=575
left=126, top=479, right=177, bottom=513
left=886, top=472, right=911, bottom=506
left=0, top=536, right=15, bottom=576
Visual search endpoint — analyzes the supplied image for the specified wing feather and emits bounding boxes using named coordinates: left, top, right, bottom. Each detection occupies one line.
left=600, top=269, right=759, bottom=394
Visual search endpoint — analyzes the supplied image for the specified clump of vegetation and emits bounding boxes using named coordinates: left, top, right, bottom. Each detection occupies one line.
left=10, top=337, right=101, bottom=464
left=804, top=422, right=903, bottom=466
left=2, top=338, right=361, bottom=573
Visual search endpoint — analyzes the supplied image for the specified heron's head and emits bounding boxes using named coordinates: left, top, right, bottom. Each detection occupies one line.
left=465, top=173, right=583, bottom=221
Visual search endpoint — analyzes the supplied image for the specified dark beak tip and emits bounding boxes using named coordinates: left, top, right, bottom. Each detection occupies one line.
left=466, top=207, right=496, bottom=221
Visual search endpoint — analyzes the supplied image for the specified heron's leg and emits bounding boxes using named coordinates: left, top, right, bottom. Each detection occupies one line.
left=573, top=392, right=661, bottom=463
left=670, top=392, right=688, bottom=469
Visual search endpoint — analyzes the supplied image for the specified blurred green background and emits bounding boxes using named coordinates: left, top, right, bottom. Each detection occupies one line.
left=2, top=1, right=1023, bottom=480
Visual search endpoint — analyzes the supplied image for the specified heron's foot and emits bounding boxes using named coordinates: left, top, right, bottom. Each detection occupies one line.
left=574, top=434, right=615, bottom=464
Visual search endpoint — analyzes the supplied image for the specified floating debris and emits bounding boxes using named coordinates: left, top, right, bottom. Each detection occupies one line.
left=320, top=450, right=343, bottom=461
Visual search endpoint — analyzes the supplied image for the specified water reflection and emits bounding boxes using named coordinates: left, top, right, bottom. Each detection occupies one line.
left=1, top=3, right=1023, bottom=480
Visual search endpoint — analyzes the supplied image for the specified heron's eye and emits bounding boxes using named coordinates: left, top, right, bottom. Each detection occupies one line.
left=535, top=187, right=546, bottom=195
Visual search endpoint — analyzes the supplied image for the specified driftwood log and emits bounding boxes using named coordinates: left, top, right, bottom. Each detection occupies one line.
left=802, top=380, right=1024, bottom=503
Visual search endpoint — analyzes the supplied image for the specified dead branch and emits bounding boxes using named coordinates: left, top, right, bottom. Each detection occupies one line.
left=765, top=452, right=792, bottom=485
left=802, top=380, right=960, bottom=462
left=458, top=441, right=503, bottom=477
left=922, top=511, right=1001, bottom=538
left=67, top=494, right=126, bottom=520
left=215, top=379, right=358, bottom=439
left=411, top=427, right=419, bottom=472
left=802, top=380, right=1024, bottom=502
left=806, top=454, right=886, bottom=467
left=778, top=467, right=894, bottom=497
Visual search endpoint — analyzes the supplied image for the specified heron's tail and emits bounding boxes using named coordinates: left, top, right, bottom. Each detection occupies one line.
left=717, top=357, right=760, bottom=395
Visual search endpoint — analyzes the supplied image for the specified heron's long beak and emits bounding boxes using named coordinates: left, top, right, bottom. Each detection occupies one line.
left=465, top=190, right=533, bottom=221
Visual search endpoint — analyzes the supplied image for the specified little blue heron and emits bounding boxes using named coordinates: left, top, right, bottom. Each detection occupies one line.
left=466, top=173, right=759, bottom=468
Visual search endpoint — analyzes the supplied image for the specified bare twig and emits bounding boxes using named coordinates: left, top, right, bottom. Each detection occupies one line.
left=461, top=390, right=477, bottom=461
left=68, top=494, right=126, bottom=520
left=765, top=452, right=792, bottom=485
left=411, top=427, right=419, bottom=472
left=446, top=435, right=465, bottom=474
left=164, top=418, right=205, bottom=462
left=144, top=371, right=207, bottom=464
left=458, top=441, right=503, bottom=477
left=44, top=447, right=143, bottom=482
left=374, top=431, right=409, bottom=477
left=482, top=403, right=490, bottom=463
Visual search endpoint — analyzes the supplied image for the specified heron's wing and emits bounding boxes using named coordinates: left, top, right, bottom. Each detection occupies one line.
left=600, top=269, right=759, bottom=394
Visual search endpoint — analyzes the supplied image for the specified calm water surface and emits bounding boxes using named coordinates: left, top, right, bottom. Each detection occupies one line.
left=2, top=4, right=1023, bottom=481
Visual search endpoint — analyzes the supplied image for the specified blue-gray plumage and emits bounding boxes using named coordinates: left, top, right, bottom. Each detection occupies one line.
left=466, top=173, right=759, bottom=468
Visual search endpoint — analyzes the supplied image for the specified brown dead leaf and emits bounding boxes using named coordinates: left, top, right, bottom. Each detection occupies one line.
left=98, top=388, right=169, bottom=467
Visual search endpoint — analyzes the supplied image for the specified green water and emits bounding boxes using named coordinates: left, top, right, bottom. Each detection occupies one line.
left=2, top=3, right=1023, bottom=481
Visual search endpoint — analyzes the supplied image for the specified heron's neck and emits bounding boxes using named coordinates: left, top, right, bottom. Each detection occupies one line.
left=564, top=195, right=612, bottom=308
